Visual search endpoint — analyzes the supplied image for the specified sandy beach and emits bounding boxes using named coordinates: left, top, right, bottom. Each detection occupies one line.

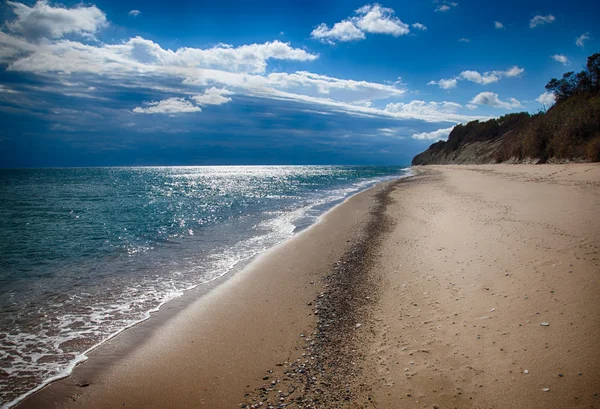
left=366, top=164, right=600, bottom=408
left=16, top=164, right=600, bottom=409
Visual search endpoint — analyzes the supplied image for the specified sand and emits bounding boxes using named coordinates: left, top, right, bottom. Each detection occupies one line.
left=15, top=164, right=600, bottom=409
left=367, top=164, right=600, bottom=408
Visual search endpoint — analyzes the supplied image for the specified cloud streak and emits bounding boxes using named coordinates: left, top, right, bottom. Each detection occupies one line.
left=530, top=14, right=555, bottom=28
left=428, top=66, right=524, bottom=89
left=576, top=33, right=591, bottom=47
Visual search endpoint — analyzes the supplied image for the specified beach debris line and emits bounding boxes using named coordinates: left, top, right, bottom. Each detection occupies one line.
left=240, top=180, right=399, bottom=409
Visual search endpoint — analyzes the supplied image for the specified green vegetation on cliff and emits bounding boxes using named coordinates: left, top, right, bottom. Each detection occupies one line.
left=412, top=53, right=600, bottom=165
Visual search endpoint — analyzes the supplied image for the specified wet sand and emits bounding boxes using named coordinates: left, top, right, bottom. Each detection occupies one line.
left=16, top=164, right=600, bottom=409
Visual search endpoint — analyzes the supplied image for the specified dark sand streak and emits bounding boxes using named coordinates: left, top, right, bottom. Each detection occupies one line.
left=241, top=179, right=404, bottom=409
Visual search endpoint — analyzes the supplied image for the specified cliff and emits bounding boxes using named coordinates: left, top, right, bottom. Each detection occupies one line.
left=412, top=94, right=600, bottom=166
left=412, top=53, right=600, bottom=166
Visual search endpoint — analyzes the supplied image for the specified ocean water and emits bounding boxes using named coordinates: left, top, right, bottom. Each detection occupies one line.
left=0, top=165, right=408, bottom=407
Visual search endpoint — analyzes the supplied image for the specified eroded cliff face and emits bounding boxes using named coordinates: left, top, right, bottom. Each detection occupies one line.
left=411, top=94, right=600, bottom=166
left=411, top=138, right=505, bottom=165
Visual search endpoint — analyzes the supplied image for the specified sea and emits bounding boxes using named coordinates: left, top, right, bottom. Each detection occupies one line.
left=0, top=165, right=409, bottom=407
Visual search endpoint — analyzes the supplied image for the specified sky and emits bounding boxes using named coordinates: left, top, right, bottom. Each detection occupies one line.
left=0, top=0, right=598, bottom=167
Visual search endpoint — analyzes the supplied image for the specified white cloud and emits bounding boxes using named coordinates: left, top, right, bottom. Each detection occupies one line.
left=266, top=71, right=405, bottom=98
left=354, top=4, right=410, bottom=36
left=552, top=54, right=569, bottom=65
left=0, top=4, right=489, bottom=124
left=435, top=1, right=457, bottom=12
left=4, top=36, right=318, bottom=75
left=191, top=87, right=233, bottom=106
left=530, top=14, right=555, bottom=28
left=133, top=97, right=201, bottom=114
left=428, top=66, right=524, bottom=89
left=458, top=38, right=470, bottom=43
left=536, top=91, right=556, bottom=106
left=460, top=70, right=500, bottom=84
left=494, top=21, right=504, bottom=29
left=378, top=128, right=396, bottom=136
left=504, top=66, right=525, bottom=77
left=6, top=0, right=107, bottom=39
left=428, top=78, right=458, bottom=89
left=311, top=3, right=410, bottom=44
left=128, top=10, right=141, bottom=17
left=243, top=87, right=483, bottom=123
left=310, top=21, right=365, bottom=43
left=412, top=23, right=427, bottom=31
left=470, top=92, right=521, bottom=109
left=384, top=100, right=469, bottom=122
left=576, top=32, right=591, bottom=47
left=411, top=126, right=454, bottom=140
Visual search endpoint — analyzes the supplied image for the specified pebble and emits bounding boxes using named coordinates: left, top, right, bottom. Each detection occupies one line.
left=523, top=369, right=529, bottom=374
left=540, top=322, right=550, bottom=326
left=542, top=388, right=550, bottom=392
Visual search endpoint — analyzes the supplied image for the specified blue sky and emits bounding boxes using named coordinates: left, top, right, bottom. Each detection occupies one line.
left=0, top=0, right=597, bottom=166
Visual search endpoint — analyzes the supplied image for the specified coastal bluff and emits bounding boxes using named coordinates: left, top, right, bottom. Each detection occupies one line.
left=412, top=94, right=600, bottom=166
left=413, top=53, right=600, bottom=166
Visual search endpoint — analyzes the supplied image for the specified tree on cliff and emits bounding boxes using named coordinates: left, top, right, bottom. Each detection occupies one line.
left=545, top=53, right=600, bottom=103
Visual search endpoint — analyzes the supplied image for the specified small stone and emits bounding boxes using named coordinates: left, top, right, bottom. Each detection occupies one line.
left=523, top=369, right=529, bottom=374
left=355, top=323, right=362, bottom=328
left=542, top=388, right=550, bottom=392
left=540, top=322, right=550, bottom=326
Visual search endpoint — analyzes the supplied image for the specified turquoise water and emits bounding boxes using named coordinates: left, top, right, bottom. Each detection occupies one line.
left=0, top=165, right=408, bottom=406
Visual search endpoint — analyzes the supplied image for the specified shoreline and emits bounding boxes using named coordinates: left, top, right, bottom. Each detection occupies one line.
left=14, top=174, right=407, bottom=409
left=13, top=163, right=599, bottom=409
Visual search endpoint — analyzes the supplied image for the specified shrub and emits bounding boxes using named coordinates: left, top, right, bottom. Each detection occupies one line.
left=587, top=137, right=600, bottom=162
